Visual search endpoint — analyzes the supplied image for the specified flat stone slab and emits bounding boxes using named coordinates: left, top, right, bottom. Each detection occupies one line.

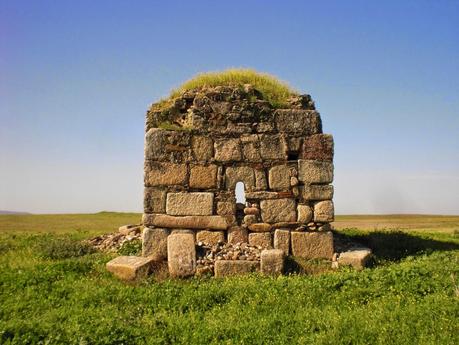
left=143, top=214, right=228, bottom=230
left=261, top=249, right=285, bottom=275
left=260, top=198, right=296, bottom=223
left=106, top=256, right=155, bottom=281
left=145, top=162, right=188, bottom=187
left=214, top=260, right=259, bottom=277
left=298, top=160, right=333, bottom=184
left=167, top=232, right=196, bottom=277
left=291, top=231, right=334, bottom=259
left=189, top=165, right=218, bottom=189
left=166, top=192, right=214, bottom=216
left=338, top=248, right=372, bottom=270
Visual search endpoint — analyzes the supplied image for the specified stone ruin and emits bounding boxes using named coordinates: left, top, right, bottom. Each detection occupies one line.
left=137, top=84, right=336, bottom=278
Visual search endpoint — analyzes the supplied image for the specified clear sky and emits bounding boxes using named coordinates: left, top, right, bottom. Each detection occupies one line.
left=1, top=0, right=458, bottom=215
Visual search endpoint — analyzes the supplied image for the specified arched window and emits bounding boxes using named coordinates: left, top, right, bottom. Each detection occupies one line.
left=235, top=181, right=246, bottom=205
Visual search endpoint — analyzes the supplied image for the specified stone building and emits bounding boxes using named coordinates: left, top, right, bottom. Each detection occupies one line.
left=141, top=84, right=335, bottom=277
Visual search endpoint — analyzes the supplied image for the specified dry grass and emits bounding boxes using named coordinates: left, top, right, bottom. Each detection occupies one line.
left=333, top=214, right=459, bottom=233
left=0, top=212, right=141, bottom=238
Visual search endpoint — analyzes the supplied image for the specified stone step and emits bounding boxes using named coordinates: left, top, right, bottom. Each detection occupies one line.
left=106, top=256, right=155, bottom=281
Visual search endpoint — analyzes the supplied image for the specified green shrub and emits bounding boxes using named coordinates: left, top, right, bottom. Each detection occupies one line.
left=38, top=237, right=95, bottom=260
left=117, top=239, right=142, bottom=256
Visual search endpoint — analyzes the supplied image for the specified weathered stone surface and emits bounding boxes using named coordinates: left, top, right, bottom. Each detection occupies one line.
left=297, top=204, right=313, bottom=223
left=214, top=138, right=242, bottom=162
left=196, top=230, right=225, bottom=246
left=166, top=192, right=213, bottom=216
left=272, top=222, right=300, bottom=229
left=227, top=226, right=248, bottom=244
left=192, top=136, right=214, bottom=161
left=338, top=248, right=372, bottom=270
left=119, top=224, right=141, bottom=236
left=313, top=200, right=334, bottom=222
left=241, top=134, right=262, bottom=162
left=142, top=227, right=169, bottom=260
left=224, top=215, right=237, bottom=227
left=260, top=249, right=285, bottom=275
left=298, top=160, right=333, bottom=183
left=301, top=134, right=334, bottom=162
left=260, top=134, right=287, bottom=160
left=214, top=260, right=259, bottom=277
left=277, top=191, right=294, bottom=198
left=256, top=122, right=275, bottom=133
left=167, top=232, right=196, bottom=277
left=287, top=94, right=316, bottom=110
left=248, top=232, right=272, bottom=249
left=268, top=165, right=291, bottom=190
left=217, top=201, right=235, bottom=216
left=301, top=184, right=334, bottom=201
left=143, top=214, right=228, bottom=230
left=248, top=223, right=272, bottom=232
left=225, top=166, right=255, bottom=190
left=274, top=229, right=290, bottom=255
left=144, top=188, right=167, bottom=213
left=189, top=165, right=218, bottom=189
left=244, top=215, right=257, bottom=225
left=291, top=231, right=334, bottom=259
left=145, top=162, right=188, bottom=186
left=145, top=129, right=191, bottom=161
left=244, top=207, right=259, bottom=215
left=245, top=191, right=281, bottom=200
left=260, top=199, right=296, bottom=223
left=106, top=256, right=155, bottom=281
left=275, top=109, right=322, bottom=135
left=170, top=229, right=195, bottom=239
left=254, top=169, right=268, bottom=190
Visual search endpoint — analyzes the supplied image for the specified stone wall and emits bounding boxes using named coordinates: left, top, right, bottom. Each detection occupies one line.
left=142, top=85, right=335, bottom=277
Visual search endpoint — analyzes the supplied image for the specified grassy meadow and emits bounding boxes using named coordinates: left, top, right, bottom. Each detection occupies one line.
left=0, top=213, right=458, bottom=344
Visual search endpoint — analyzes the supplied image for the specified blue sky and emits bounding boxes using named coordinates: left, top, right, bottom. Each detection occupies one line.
left=1, top=0, right=458, bottom=214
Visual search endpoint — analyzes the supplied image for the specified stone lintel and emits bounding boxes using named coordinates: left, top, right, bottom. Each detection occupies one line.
left=143, top=214, right=228, bottom=230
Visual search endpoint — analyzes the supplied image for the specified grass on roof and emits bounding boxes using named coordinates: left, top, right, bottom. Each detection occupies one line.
left=169, top=68, right=298, bottom=108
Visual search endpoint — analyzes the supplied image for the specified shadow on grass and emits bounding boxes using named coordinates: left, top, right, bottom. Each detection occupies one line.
left=284, top=256, right=335, bottom=275
left=337, top=230, right=459, bottom=263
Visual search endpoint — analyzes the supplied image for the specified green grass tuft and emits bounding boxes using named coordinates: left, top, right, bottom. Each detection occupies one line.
left=167, top=68, right=297, bottom=109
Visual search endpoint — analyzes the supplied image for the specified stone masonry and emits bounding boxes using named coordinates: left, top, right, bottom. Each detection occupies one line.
left=142, top=84, right=335, bottom=277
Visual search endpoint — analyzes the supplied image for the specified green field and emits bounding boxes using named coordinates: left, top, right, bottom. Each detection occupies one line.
left=1, top=213, right=458, bottom=344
